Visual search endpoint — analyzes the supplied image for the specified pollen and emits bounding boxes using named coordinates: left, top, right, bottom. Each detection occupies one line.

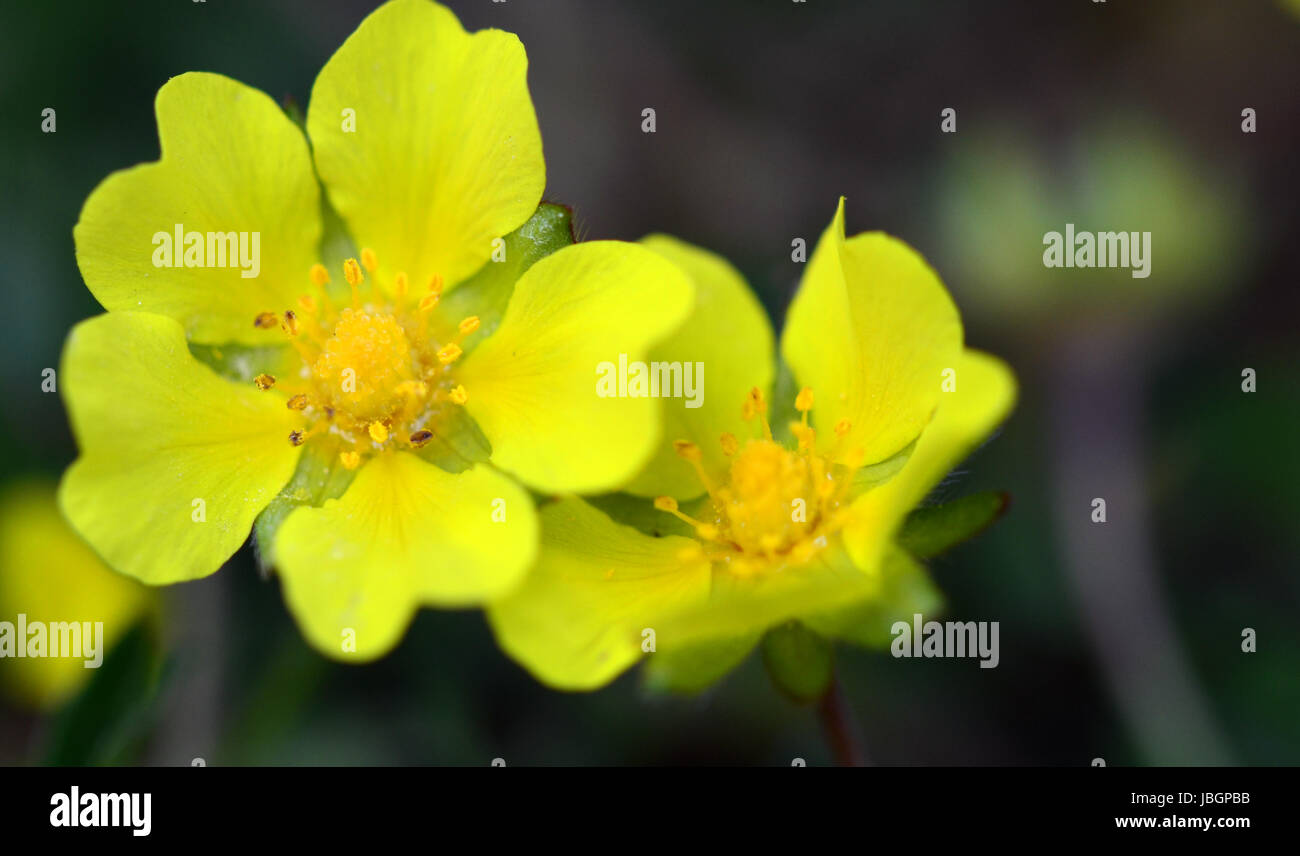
left=253, top=256, right=479, bottom=466
left=652, top=387, right=863, bottom=575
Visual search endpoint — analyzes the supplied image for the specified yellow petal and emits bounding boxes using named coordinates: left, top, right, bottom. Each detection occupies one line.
left=74, top=72, right=321, bottom=345
left=803, top=546, right=942, bottom=647
left=781, top=198, right=963, bottom=464
left=842, top=349, right=1017, bottom=571
left=274, top=452, right=538, bottom=662
left=307, top=0, right=545, bottom=292
left=458, top=241, right=693, bottom=494
left=487, top=497, right=711, bottom=690
left=59, top=313, right=302, bottom=584
left=654, top=546, right=882, bottom=649
left=622, top=234, right=776, bottom=499
left=0, top=482, right=157, bottom=710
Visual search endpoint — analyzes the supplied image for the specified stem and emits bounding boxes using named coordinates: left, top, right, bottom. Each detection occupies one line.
left=816, top=675, right=867, bottom=766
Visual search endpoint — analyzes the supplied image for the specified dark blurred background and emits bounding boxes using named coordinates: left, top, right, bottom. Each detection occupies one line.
left=1, top=0, right=1297, bottom=765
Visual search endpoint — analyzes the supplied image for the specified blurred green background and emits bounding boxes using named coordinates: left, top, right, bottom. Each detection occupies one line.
left=1, top=0, right=1297, bottom=765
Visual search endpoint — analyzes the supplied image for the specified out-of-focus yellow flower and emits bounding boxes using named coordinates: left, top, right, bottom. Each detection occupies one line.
left=489, top=199, right=1016, bottom=690
left=0, top=482, right=156, bottom=710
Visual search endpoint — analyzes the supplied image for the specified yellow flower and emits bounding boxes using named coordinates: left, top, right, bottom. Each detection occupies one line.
left=61, top=0, right=692, bottom=661
left=488, top=198, right=1017, bottom=690
left=0, top=482, right=156, bottom=710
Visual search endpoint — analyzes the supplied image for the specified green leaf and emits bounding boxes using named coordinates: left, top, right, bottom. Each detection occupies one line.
left=434, top=202, right=574, bottom=347
left=761, top=621, right=834, bottom=704
left=253, top=441, right=357, bottom=572
left=897, top=490, right=1009, bottom=559
left=43, top=621, right=166, bottom=765
left=642, top=632, right=760, bottom=695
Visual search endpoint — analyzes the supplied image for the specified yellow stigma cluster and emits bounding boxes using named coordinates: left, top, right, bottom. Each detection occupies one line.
left=655, top=386, right=866, bottom=575
left=252, top=251, right=478, bottom=469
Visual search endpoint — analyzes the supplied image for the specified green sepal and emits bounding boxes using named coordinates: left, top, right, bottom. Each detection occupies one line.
left=761, top=620, right=834, bottom=704
left=897, top=490, right=1009, bottom=559
left=434, top=202, right=575, bottom=348
left=642, top=632, right=760, bottom=695
left=253, top=441, right=357, bottom=573
left=410, top=403, right=493, bottom=474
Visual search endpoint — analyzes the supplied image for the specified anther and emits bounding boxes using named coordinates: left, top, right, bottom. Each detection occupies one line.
left=653, top=496, right=678, bottom=513
left=288, top=429, right=305, bottom=446
left=409, top=429, right=434, bottom=448
left=254, top=373, right=276, bottom=391
left=795, top=387, right=814, bottom=412
left=418, top=293, right=440, bottom=313
left=720, top=432, right=739, bottom=456
left=309, top=264, right=330, bottom=287
left=343, top=258, right=364, bottom=287
left=449, top=385, right=468, bottom=405
left=360, top=248, right=378, bottom=273
left=458, top=316, right=480, bottom=336
left=339, top=451, right=361, bottom=470
left=282, top=310, right=299, bottom=336
left=437, top=343, right=463, bottom=365
left=673, top=440, right=702, bottom=462
left=286, top=393, right=308, bottom=410
left=394, top=272, right=408, bottom=300
left=428, top=274, right=443, bottom=295
left=368, top=421, right=389, bottom=443
left=834, top=418, right=852, bottom=437
left=254, top=311, right=278, bottom=329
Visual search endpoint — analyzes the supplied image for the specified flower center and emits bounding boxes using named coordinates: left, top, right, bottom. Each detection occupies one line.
left=249, top=251, right=476, bottom=469
left=654, top=386, right=865, bottom=575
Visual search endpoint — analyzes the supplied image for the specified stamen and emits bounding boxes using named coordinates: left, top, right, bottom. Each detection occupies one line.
left=254, top=373, right=276, bottom=391
left=795, top=387, right=814, bottom=427
left=719, top=432, right=738, bottom=456
left=343, top=258, right=364, bottom=308
left=281, top=310, right=299, bottom=336
left=653, top=494, right=713, bottom=533
left=368, top=421, right=389, bottom=444
left=743, top=387, right=773, bottom=441
left=674, top=439, right=721, bottom=498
